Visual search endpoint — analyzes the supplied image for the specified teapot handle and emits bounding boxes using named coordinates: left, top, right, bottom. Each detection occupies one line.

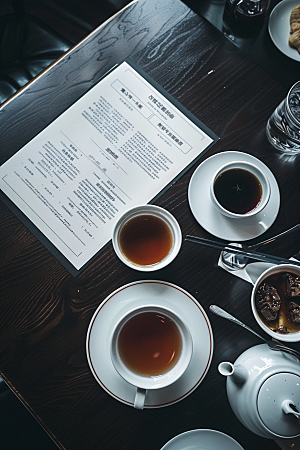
left=282, top=400, right=300, bottom=419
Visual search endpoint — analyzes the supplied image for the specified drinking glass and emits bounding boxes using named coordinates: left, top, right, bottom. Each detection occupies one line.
left=266, top=81, right=300, bottom=154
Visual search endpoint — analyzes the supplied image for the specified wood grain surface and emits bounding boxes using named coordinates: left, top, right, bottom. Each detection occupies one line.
left=183, top=0, right=300, bottom=90
left=1, top=1, right=300, bottom=449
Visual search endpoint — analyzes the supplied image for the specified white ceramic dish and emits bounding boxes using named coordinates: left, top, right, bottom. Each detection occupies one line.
left=268, top=0, right=300, bottom=62
left=251, top=264, right=300, bottom=342
left=188, top=151, right=280, bottom=241
left=110, top=304, right=193, bottom=410
left=112, top=204, right=182, bottom=271
left=160, top=429, right=244, bottom=450
left=86, top=280, right=213, bottom=408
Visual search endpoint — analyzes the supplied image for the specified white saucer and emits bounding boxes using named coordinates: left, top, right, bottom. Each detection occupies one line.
left=268, top=0, right=300, bottom=62
left=188, top=151, right=280, bottom=241
left=160, top=429, right=244, bottom=450
left=86, top=280, right=213, bottom=408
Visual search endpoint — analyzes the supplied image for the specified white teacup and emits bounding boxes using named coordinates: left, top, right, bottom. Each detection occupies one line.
left=110, top=305, right=193, bottom=409
left=112, top=205, right=182, bottom=271
left=210, top=161, right=270, bottom=219
left=251, top=264, right=300, bottom=342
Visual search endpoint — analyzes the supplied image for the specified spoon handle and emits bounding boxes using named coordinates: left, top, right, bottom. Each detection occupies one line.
left=209, top=305, right=266, bottom=342
left=250, top=224, right=300, bottom=249
left=210, top=305, right=300, bottom=359
left=268, top=341, right=300, bottom=359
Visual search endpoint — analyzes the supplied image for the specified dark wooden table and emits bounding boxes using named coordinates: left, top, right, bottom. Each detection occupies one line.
left=1, top=1, right=300, bottom=449
left=184, top=0, right=300, bottom=89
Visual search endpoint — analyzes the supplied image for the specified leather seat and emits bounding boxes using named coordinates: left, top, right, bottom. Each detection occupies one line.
left=0, top=0, right=74, bottom=105
left=0, top=0, right=132, bottom=105
left=0, top=12, right=72, bottom=104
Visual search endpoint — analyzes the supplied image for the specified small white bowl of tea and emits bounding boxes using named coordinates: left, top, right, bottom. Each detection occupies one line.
left=112, top=205, right=182, bottom=271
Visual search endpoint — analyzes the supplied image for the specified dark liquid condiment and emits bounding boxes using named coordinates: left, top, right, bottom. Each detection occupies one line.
left=119, top=214, right=173, bottom=265
left=118, top=312, right=182, bottom=376
left=223, top=0, right=270, bottom=37
left=214, top=168, right=262, bottom=214
left=224, top=0, right=270, bottom=24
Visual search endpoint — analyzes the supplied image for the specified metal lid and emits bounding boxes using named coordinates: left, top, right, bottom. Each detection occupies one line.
left=257, top=373, right=300, bottom=437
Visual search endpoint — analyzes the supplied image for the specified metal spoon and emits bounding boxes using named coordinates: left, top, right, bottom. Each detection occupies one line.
left=209, top=305, right=300, bottom=359
left=221, top=224, right=300, bottom=270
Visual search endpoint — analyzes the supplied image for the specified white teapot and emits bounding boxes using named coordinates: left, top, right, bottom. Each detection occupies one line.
left=219, top=343, right=300, bottom=439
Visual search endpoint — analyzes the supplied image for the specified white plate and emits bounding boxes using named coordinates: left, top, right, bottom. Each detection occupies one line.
left=160, top=429, right=244, bottom=450
left=268, top=0, right=300, bottom=61
left=188, top=151, right=280, bottom=241
left=86, top=280, right=213, bottom=408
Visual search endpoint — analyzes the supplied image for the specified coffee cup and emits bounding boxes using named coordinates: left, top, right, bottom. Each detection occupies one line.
left=251, top=264, right=300, bottom=342
left=112, top=205, right=182, bottom=271
left=210, top=161, right=270, bottom=219
left=110, top=305, right=193, bottom=409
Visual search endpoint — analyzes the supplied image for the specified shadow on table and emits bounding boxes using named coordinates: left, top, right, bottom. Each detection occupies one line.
left=0, top=378, right=57, bottom=450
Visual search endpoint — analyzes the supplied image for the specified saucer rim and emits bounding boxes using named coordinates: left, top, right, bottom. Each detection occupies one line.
left=188, top=151, right=280, bottom=241
left=160, top=428, right=244, bottom=450
left=86, top=280, right=213, bottom=408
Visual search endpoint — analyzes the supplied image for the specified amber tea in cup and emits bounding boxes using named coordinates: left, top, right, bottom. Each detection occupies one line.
left=117, top=311, right=182, bottom=376
left=118, top=214, right=173, bottom=266
left=112, top=205, right=182, bottom=271
left=110, top=305, right=193, bottom=409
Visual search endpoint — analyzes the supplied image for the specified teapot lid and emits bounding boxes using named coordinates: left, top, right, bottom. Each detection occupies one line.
left=257, top=373, right=300, bottom=438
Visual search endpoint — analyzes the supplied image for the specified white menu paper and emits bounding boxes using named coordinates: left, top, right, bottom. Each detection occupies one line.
left=0, top=61, right=216, bottom=272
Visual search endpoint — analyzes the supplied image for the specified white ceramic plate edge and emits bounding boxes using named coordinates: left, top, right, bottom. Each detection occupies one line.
left=86, top=280, right=214, bottom=408
left=268, top=0, right=300, bottom=61
left=160, top=429, right=244, bottom=450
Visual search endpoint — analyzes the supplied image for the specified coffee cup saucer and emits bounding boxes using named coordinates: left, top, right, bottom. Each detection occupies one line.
left=188, top=151, right=280, bottom=241
left=160, top=429, right=244, bottom=450
left=86, top=280, right=213, bottom=408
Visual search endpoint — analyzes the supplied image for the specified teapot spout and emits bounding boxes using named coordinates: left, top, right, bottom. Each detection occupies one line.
left=218, top=361, right=248, bottom=385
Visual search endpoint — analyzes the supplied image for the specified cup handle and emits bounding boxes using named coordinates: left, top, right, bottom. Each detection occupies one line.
left=134, top=387, right=147, bottom=410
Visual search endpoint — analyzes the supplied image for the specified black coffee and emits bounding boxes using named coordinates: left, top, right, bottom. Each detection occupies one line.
left=213, top=168, right=262, bottom=214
